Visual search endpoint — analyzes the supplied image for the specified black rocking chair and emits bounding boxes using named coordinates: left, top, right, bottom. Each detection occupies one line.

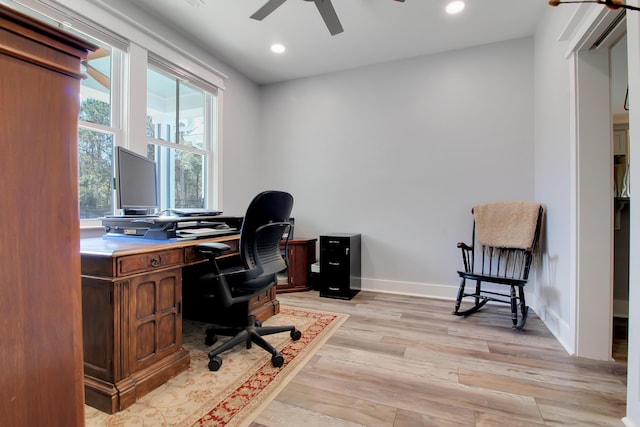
left=453, top=201, right=543, bottom=329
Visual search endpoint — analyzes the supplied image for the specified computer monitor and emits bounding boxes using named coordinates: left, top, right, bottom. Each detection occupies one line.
left=115, top=146, right=158, bottom=215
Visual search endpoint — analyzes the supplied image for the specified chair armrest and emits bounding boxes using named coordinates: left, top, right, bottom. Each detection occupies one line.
left=195, top=242, right=262, bottom=307
left=195, top=242, right=233, bottom=277
left=457, top=242, right=472, bottom=251
left=457, top=241, right=473, bottom=273
left=196, top=242, right=232, bottom=257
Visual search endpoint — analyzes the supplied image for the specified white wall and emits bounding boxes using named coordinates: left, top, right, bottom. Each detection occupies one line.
left=533, top=5, right=581, bottom=354
left=258, top=38, right=535, bottom=298
left=217, top=71, right=264, bottom=215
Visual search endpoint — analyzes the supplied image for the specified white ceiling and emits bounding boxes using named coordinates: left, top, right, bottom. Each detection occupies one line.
left=124, top=0, right=549, bottom=85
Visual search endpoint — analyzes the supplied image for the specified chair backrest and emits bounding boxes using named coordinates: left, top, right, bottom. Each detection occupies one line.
left=239, top=191, right=294, bottom=273
left=470, top=201, right=543, bottom=280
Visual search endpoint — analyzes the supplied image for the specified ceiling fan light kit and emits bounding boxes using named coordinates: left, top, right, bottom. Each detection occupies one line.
left=250, top=0, right=405, bottom=36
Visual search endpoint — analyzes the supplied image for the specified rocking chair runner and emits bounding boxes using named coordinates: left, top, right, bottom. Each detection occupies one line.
left=453, top=201, right=543, bottom=329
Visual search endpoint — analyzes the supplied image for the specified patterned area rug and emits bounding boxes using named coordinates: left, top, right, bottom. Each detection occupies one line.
left=85, top=306, right=348, bottom=427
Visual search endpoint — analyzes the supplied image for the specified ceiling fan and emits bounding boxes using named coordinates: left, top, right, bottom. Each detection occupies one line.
left=250, top=0, right=405, bottom=36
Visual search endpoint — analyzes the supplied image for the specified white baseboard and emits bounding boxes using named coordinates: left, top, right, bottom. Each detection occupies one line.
left=530, top=298, right=575, bottom=355
left=361, top=277, right=458, bottom=300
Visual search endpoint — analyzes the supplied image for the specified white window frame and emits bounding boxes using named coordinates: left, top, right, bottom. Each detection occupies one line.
left=146, top=59, right=219, bottom=211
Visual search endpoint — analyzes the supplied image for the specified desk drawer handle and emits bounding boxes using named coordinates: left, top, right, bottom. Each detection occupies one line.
left=150, top=256, right=161, bottom=267
left=328, top=262, right=340, bottom=266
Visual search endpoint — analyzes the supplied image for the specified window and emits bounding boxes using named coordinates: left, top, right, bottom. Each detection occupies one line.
left=78, top=45, right=123, bottom=219
left=146, top=63, right=217, bottom=210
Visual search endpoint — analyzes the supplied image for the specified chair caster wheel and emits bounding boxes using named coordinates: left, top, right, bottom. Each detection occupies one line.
left=272, top=353, right=284, bottom=368
left=205, top=335, right=218, bottom=346
left=290, top=329, right=302, bottom=341
left=208, top=356, right=222, bottom=371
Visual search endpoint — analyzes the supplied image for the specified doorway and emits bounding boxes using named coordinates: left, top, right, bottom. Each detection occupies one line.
left=570, top=7, right=626, bottom=360
left=611, top=33, right=630, bottom=361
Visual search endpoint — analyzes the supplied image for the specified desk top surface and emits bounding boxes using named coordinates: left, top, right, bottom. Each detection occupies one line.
left=80, top=234, right=240, bottom=257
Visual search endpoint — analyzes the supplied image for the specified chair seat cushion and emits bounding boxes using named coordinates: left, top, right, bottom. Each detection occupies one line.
left=457, top=270, right=527, bottom=287
left=230, top=273, right=276, bottom=297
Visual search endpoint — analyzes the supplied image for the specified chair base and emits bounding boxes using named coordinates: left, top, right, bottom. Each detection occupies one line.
left=204, top=315, right=302, bottom=371
left=453, top=277, right=529, bottom=330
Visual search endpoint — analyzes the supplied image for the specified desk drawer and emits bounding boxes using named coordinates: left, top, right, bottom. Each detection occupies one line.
left=117, top=249, right=183, bottom=276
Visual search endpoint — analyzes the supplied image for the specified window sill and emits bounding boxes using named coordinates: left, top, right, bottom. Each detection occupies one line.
left=80, top=222, right=104, bottom=239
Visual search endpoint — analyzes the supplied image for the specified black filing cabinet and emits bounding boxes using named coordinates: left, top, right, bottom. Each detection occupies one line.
left=319, top=233, right=361, bottom=300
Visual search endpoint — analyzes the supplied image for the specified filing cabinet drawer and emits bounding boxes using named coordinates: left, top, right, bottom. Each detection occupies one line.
left=117, top=249, right=183, bottom=276
left=321, top=280, right=351, bottom=299
left=321, top=259, right=349, bottom=276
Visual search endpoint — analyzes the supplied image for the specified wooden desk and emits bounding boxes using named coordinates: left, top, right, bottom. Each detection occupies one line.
left=80, top=234, right=280, bottom=414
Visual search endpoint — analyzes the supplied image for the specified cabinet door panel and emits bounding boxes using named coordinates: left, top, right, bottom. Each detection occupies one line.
left=129, top=269, right=182, bottom=373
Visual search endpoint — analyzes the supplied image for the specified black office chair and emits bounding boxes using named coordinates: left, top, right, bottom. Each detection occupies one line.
left=194, top=191, right=302, bottom=371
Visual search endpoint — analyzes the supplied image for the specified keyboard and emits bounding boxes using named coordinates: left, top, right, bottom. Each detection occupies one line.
left=103, top=215, right=159, bottom=219
left=170, top=208, right=222, bottom=217
left=176, top=227, right=236, bottom=237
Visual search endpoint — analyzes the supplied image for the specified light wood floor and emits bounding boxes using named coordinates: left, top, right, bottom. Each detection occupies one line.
left=251, top=291, right=627, bottom=427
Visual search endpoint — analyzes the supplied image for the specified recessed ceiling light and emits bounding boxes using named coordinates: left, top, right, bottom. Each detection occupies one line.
left=271, top=43, right=286, bottom=54
left=446, top=1, right=465, bottom=15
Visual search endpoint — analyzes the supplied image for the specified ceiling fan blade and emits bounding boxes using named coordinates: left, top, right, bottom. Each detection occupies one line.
left=88, top=47, right=110, bottom=61
left=314, top=0, right=343, bottom=35
left=250, top=0, right=287, bottom=20
left=84, top=62, right=110, bottom=89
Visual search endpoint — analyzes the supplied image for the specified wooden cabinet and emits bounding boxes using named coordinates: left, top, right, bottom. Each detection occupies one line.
left=0, top=5, right=96, bottom=426
left=80, top=234, right=280, bottom=413
left=83, top=269, right=188, bottom=413
left=277, top=238, right=317, bottom=293
left=81, top=248, right=190, bottom=414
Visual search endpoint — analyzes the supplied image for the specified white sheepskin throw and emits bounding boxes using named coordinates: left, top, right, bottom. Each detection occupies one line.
left=473, top=201, right=542, bottom=249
